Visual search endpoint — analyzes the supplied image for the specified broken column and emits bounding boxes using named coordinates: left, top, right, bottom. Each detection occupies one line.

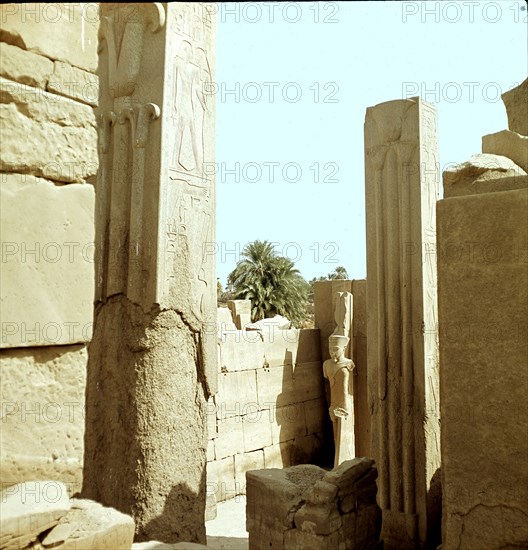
left=246, top=459, right=382, bottom=550
left=364, top=98, right=441, bottom=548
left=83, top=3, right=217, bottom=544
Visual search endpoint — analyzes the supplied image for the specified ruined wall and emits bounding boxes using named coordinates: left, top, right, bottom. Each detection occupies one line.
left=0, top=3, right=99, bottom=493
left=207, top=327, right=326, bottom=503
left=438, top=80, right=528, bottom=549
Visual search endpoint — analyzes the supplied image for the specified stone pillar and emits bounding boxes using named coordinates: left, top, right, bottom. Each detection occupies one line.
left=438, top=79, right=528, bottom=549
left=83, top=3, right=217, bottom=544
left=364, top=98, right=441, bottom=549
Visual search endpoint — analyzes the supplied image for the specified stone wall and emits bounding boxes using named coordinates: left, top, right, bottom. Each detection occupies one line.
left=0, top=3, right=99, bottom=493
left=207, top=327, right=326, bottom=503
left=438, top=80, right=528, bottom=549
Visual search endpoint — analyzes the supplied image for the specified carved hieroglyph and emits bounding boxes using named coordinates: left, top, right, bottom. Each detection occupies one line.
left=84, top=3, right=217, bottom=544
left=364, top=98, right=441, bottom=549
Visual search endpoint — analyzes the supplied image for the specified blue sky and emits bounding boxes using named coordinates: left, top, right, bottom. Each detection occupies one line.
left=215, top=1, right=527, bottom=286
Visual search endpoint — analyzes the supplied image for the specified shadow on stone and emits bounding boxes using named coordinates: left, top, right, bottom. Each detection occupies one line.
left=141, top=479, right=206, bottom=545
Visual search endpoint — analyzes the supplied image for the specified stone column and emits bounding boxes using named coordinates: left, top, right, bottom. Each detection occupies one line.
left=364, top=98, right=441, bottom=549
left=83, top=3, right=217, bottom=544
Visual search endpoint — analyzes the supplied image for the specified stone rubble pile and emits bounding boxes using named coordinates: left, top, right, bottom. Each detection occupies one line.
left=246, top=458, right=382, bottom=549
left=0, top=481, right=134, bottom=550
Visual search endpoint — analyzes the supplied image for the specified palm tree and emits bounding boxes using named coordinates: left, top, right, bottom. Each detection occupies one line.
left=327, top=266, right=349, bottom=280
left=227, top=240, right=309, bottom=326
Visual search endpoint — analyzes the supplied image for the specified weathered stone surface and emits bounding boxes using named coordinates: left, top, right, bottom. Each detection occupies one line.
left=270, top=403, right=307, bottom=444
left=216, top=370, right=258, bottom=418
left=83, top=4, right=216, bottom=544
left=235, top=450, right=264, bottom=495
left=0, top=3, right=99, bottom=73
left=443, top=153, right=526, bottom=198
left=48, top=61, right=99, bottom=107
left=218, top=332, right=265, bottom=372
left=262, top=328, right=321, bottom=367
left=207, top=439, right=215, bottom=462
left=0, top=42, right=53, bottom=88
left=0, top=78, right=98, bottom=183
left=247, top=461, right=381, bottom=549
left=0, top=345, right=86, bottom=493
left=217, top=307, right=237, bottom=334
left=215, top=416, right=244, bottom=459
left=207, top=457, right=236, bottom=503
left=263, top=441, right=294, bottom=469
left=482, top=129, right=528, bottom=173
left=0, top=174, right=94, bottom=347
left=501, top=78, right=527, bottom=136
left=133, top=543, right=208, bottom=550
left=364, top=98, right=441, bottom=549
left=257, top=362, right=324, bottom=409
left=242, top=412, right=273, bottom=452
left=438, top=187, right=528, bottom=550
left=283, top=528, right=339, bottom=550
left=40, top=498, right=135, bottom=550
left=304, top=398, right=326, bottom=436
left=294, top=501, right=342, bottom=535
left=207, top=397, right=217, bottom=440
left=0, top=481, right=71, bottom=550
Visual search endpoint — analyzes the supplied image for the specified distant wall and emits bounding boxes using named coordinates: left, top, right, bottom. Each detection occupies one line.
left=206, top=327, right=326, bottom=502
left=0, top=4, right=99, bottom=493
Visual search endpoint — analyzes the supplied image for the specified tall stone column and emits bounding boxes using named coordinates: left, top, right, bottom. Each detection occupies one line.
left=83, top=3, right=217, bottom=544
left=364, top=98, right=441, bottom=549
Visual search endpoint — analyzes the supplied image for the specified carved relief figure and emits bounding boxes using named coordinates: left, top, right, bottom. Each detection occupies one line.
left=172, top=40, right=210, bottom=174
left=323, top=334, right=356, bottom=467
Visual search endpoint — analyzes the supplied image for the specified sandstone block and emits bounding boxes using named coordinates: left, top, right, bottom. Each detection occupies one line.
left=132, top=543, right=208, bottom=550
left=443, top=153, right=526, bottom=198
left=0, top=42, right=53, bottom=88
left=291, top=434, right=324, bottom=465
left=438, top=187, right=528, bottom=550
left=304, top=398, right=326, bottom=436
left=0, top=77, right=96, bottom=128
left=235, top=450, right=264, bottom=495
left=217, top=307, right=237, bottom=334
left=263, top=441, right=294, bottom=469
left=215, top=415, right=244, bottom=459
left=0, top=78, right=98, bottom=183
left=0, top=174, right=94, bottom=347
left=242, top=412, right=273, bottom=452
left=261, top=328, right=321, bottom=367
left=44, top=498, right=135, bottom=550
left=207, top=457, right=236, bottom=503
left=48, top=61, right=99, bottom=107
left=294, top=501, right=342, bottom=535
left=0, top=3, right=99, bottom=72
left=0, top=345, right=86, bottom=491
left=502, top=78, right=527, bottom=136
left=207, top=397, right=217, bottom=440
left=207, top=439, right=215, bottom=462
left=218, top=332, right=265, bottom=372
left=257, top=362, right=324, bottom=409
left=0, top=481, right=71, bottom=550
left=216, top=370, right=258, bottom=419
left=482, top=129, right=528, bottom=173
left=283, top=527, right=339, bottom=550
left=270, top=403, right=307, bottom=444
